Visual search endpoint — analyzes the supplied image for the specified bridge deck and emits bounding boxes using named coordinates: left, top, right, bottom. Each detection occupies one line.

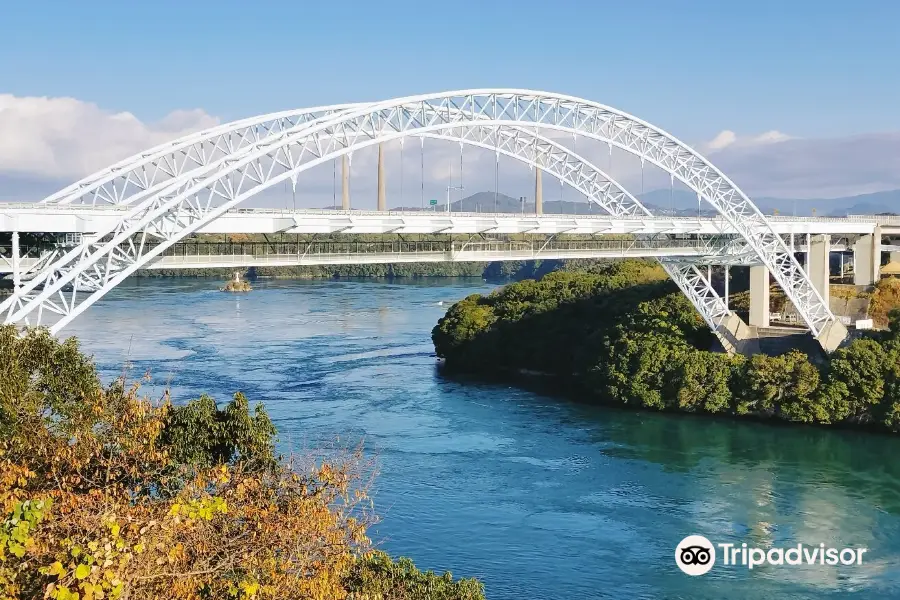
left=0, top=239, right=761, bottom=273
left=0, top=204, right=893, bottom=235
left=1, top=237, right=865, bottom=275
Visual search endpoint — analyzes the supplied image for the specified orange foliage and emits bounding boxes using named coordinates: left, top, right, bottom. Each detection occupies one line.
left=0, top=328, right=374, bottom=600
left=870, top=277, right=900, bottom=328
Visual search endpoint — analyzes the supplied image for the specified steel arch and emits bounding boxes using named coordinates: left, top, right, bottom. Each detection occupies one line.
left=8, top=89, right=840, bottom=347
left=25, top=99, right=742, bottom=338
left=1, top=118, right=740, bottom=326
left=32, top=99, right=752, bottom=276
left=285, top=89, right=835, bottom=341
left=41, top=103, right=363, bottom=206
left=4, top=121, right=742, bottom=337
left=42, top=102, right=645, bottom=213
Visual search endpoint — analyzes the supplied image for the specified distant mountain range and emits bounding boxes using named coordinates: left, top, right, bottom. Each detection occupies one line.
left=1, top=170, right=896, bottom=217
left=392, top=191, right=626, bottom=215
left=394, top=191, right=544, bottom=213
left=395, top=189, right=900, bottom=217
left=637, top=188, right=900, bottom=217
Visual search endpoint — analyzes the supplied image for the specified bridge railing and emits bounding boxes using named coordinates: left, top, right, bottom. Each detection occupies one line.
left=5, top=202, right=894, bottom=224
left=144, top=238, right=733, bottom=258
left=0, top=231, right=863, bottom=270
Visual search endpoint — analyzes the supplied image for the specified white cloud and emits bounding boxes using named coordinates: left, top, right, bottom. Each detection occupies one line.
left=0, top=94, right=218, bottom=179
left=702, top=130, right=900, bottom=198
left=752, top=130, right=792, bottom=145
left=708, top=130, right=738, bottom=150
left=701, top=129, right=793, bottom=154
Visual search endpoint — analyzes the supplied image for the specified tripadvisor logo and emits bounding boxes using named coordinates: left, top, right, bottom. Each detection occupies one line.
left=675, top=535, right=867, bottom=575
left=675, top=535, right=716, bottom=576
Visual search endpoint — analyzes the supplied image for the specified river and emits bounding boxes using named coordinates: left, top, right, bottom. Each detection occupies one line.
left=64, top=277, right=900, bottom=599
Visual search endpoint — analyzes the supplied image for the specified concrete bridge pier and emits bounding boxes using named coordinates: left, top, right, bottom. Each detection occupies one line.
left=377, top=143, right=386, bottom=212
left=535, top=168, right=543, bottom=215
left=717, top=312, right=761, bottom=356
left=853, top=227, right=881, bottom=285
left=749, top=264, right=770, bottom=327
left=799, top=235, right=849, bottom=353
left=341, top=154, right=350, bottom=210
left=808, top=234, right=831, bottom=305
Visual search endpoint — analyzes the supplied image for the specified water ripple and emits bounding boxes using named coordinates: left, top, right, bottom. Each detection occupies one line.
left=65, top=278, right=900, bottom=600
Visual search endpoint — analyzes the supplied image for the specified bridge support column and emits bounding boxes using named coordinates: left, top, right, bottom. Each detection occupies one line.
left=749, top=265, right=770, bottom=328
left=534, top=168, right=543, bottom=215
left=808, top=234, right=831, bottom=306
left=11, top=231, right=20, bottom=290
left=717, top=313, right=761, bottom=356
left=853, top=227, right=880, bottom=286
left=341, top=154, right=350, bottom=210
left=724, top=265, right=730, bottom=309
left=377, top=143, right=386, bottom=212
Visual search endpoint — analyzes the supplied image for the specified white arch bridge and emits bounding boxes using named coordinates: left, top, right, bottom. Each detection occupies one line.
left=1, top=89, right=880, bottom=352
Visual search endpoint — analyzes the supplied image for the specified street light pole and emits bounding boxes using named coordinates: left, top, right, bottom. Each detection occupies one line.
left=446, top=155, right=464, bottom=213
left=447, top=183, right=464, bottom=213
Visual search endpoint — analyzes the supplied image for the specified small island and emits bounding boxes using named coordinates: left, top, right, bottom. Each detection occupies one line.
left=220, top=271, right=252, bottom=292
left=432, top=259, right=900, bottom=434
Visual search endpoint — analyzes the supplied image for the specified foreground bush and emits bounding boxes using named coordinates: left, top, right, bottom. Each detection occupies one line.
left=0, top=326, right=483, bottom=600
left=345, top=552, right=485, bottom=600
left=433, top=260, right=900, bottom=433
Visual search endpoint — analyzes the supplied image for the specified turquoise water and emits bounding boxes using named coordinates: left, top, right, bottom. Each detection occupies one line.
left=65, top=278, right=900, bottom=599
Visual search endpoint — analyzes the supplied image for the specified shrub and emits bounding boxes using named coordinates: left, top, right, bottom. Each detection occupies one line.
left=0, top=326, right=482, bottom=600
left=345, top=552, right=485, bottom=600
left=870, top=278, right=900, bottom=328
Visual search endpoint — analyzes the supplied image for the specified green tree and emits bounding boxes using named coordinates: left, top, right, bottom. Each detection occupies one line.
left=598, top=331, right=687, bottom=410
left=160, top=392, right=277, bottom=469
left=432, top=296, right=496, bottom=358
left=0, top=327, right=101, bottom=441
left=733, top=352, right=822, bottom=421
left=673, top=352, right=741, bottom=414
left=345, top=551, right=485, bottom=600
left=820, top=339, right=888, bottom=424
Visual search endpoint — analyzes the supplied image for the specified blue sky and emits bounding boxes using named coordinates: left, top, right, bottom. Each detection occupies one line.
left=1, top=0, right=899, bottom=202
left=2, top=0, right=898, bottom=140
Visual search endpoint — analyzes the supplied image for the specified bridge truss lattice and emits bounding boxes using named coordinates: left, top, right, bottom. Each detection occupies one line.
left=3, top=90, right=843, bottom=350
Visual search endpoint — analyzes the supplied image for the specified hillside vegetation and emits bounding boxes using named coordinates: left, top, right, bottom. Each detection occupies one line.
left=433, top=260, right=900, bottom=432
left=870, top=278, right=900, bottom=328
left=0, top=326, right=484, bottom=600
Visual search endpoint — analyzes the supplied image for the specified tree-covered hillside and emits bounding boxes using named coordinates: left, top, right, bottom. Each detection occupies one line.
left=432, top=260, right=900, bottom=432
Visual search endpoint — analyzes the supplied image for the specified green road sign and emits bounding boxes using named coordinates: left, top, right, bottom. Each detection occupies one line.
left=429, top=199, right=438, bottom=206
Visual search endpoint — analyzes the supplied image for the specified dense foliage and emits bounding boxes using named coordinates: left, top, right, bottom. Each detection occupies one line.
left=345, top=553, right=484, bottom=600
left=0, top=326, right=483, bottom=600
left=870, top=277, right=900, bottom=328
left=433, top=260, right=900, bottom=432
